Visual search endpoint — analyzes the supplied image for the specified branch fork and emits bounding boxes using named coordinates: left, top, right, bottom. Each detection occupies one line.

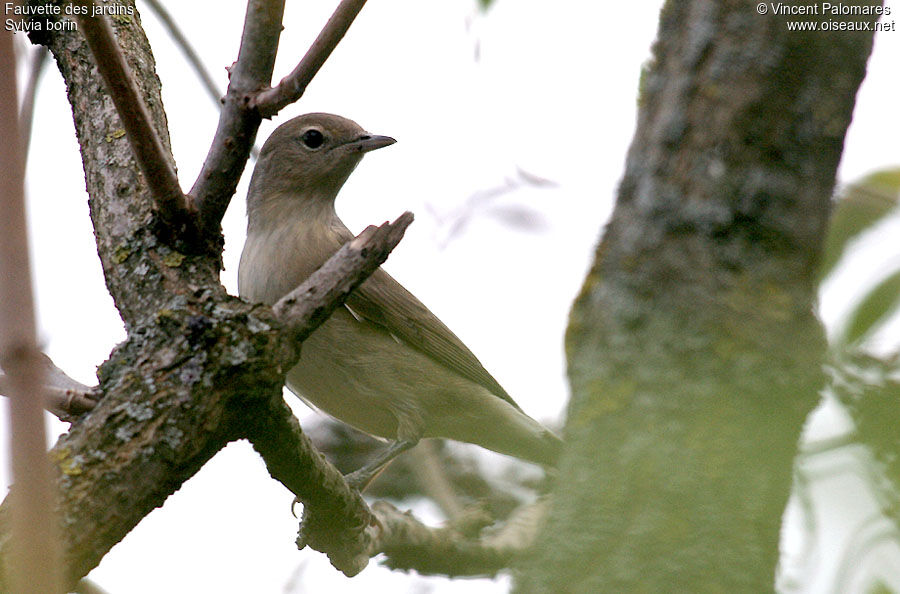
left=73, top=0, right=372, bottom=253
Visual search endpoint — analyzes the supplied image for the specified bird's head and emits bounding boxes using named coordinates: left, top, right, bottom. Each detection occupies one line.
left=248, top=112, right=395, bottom=217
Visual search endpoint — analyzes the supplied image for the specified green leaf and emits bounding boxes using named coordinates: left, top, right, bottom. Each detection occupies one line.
left=477, top=0, right=496, bottom=12
left=865, top=580, right=895, bottom=594
left=839, top=267, right=900, bottom=346
left=819, top=167, right=900, bottom=281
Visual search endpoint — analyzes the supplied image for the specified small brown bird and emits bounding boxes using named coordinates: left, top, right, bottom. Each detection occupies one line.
left=238, top=113, right=561, bottom=486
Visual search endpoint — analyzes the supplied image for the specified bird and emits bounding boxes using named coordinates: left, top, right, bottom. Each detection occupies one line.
left=238, top=113, right=561, bottom=488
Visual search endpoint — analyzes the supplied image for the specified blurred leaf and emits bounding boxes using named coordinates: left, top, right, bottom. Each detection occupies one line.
left=839, top=267, right=900, bottom=346
left=819, top=168, right=900, bottom=281
left=515, top=167, right=558, bottom=188
left=477, top=0, right=496, bottom=12
left=828, top=354, right=900, bottom=575
left=866, top=580, right=895, bottom=594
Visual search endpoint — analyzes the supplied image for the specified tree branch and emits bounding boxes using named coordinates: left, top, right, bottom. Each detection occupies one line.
left=374, top=498, right=549, bottom=577
left=0, top=25, right=62, bottom=592
left=190, top=0, right=285, bottom=240
left=250, top=211, right=549, bottom=577
left=249, top=399, right=547, bottom=578
left=248, top=212, right=411, bottom=574
left=0, top=211, right=414, bottom=587
left=0, top=380, right=98, bottom=421
left=1, top=4, right=267, bottom=587
left=272, top=212, right=414, bottom=340
left=252, top=0, right=369, bottom=118
left=72, top=0, right=194, bottom=242
left=141, top=0, right=264, bottom=161
left=191, top=0, right=371, bottom=236
left=0, top=353, right=98, bottom=420
left=247, top=396, right=376, bottom=576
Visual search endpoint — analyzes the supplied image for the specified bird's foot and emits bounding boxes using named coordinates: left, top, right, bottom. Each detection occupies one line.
left=343, top=438, right=418, bottom=492
left=343, top=466, right=383, bottom=492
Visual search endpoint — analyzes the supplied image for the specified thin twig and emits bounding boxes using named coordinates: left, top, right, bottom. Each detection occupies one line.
left=0, top=375, right=98, bottom=420
left=44, top=386, right=98, bottom=419
left=72, top=1, right=193, bottom=237
left=0, top=351, right=99, bottom=420
left=253, top=0, right=369, bottom=118
left=141, top=0, right=222, bottom=110
left=19, top=46, right=47, bottom=156
left=190, top=0, right=285, bottom=238
left=406, top=441, right=465, bottom=520
left=0, top=26, right=62, bottom=593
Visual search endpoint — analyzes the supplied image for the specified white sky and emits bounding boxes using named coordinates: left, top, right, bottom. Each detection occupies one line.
left=2, top=1, right=899, bottom=592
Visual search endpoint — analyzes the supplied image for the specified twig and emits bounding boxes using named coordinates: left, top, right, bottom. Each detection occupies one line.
left=0, top=26, right=62, bottom=593
left=272, top=212, right=414, bottom=340
left=140, top=0, right=260, bottom=160
left=141, top=0, right=223, bottom=109
left=43, top=386, right=98, bottom=419
left=253, top=0, right=369, bottom=118
left=19, top=46, right=47, bottom=156
left=35, top=353, right=98, bottom=419
left=405, top=441, right=465, bottom=520
left=0, top=376, right=98, bottom=420
left=191, top=0, right=370, bottom=238
left=190, top=0, right=285, bottom=238
left=72, top=1, right=193, bottom=238
left=0, top=352, right=98, bottom=420
left=372, top=499, right=548, bottom=576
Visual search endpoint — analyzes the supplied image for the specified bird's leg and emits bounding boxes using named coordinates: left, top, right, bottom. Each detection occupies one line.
left=291, top=438, right=419, bottom=516
left=344, top=438, right=418, bottom=491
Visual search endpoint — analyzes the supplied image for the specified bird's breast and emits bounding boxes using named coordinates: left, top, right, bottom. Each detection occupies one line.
left=238, top=217, right=342, bottom=305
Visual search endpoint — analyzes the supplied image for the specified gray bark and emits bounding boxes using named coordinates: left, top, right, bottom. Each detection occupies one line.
left=519, top=2, right=880, bottom=591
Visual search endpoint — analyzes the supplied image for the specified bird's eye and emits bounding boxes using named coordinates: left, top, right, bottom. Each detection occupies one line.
left=300, top=129, right=325, bottom=149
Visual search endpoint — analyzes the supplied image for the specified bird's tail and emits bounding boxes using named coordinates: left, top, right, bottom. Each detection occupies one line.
left=509, top=426, right=563, bottom=468
left=464, top=401, right=564, bottom=468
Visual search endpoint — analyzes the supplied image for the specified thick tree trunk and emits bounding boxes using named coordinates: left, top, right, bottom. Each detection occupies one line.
left=519, top=2, right=880, bottom=591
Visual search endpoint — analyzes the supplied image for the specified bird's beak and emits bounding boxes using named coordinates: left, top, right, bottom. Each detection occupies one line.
left=347, top=134, right=396, bottom=153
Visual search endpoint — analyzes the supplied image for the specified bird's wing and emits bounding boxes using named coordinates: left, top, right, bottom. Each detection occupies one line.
left=345, top=266, right=520, bottom=410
